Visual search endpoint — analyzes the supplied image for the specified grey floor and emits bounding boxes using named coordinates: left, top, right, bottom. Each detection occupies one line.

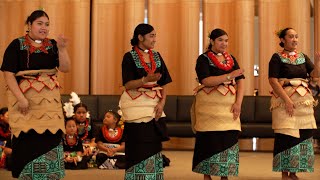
left=0, top=151, right=320, bottom=180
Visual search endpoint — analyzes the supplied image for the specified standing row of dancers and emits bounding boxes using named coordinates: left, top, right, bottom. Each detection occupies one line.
left=1, top=10, right=319, bottom=180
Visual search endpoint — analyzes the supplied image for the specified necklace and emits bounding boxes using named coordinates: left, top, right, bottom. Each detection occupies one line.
left=280, top=49, right=298, bottom=61
left=134, top=46, right=156, bottom=73
left=77, top=119, right=89, bottom=141
left=27, top=34, right=42, bottom=44
left=212, top=51, right=223, bottom=56
left=207, top=51, right=234, bottom=71
left=102, top=125, right=123, bottom=143
left=137, top=46, right=149, bottom=53
left=64, top=134, right=77, bottom=147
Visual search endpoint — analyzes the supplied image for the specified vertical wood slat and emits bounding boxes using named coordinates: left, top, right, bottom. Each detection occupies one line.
left=149, top=0, right=200, bottom=95
left=91, top=0, right=145, bottom=95
left=203, top=0, right=255, bottom=95
left=258, top=0, right=310, bottom=95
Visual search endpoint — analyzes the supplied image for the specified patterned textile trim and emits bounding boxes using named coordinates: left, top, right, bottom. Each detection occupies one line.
left=277, top=52, right=305, bottom=65
left=16, top=69, right=60, bottom=94
left=270, top=82, right=317, bottom=111
left=18, top=36, right=54, bottom=52
left=19, top=143, right=65, bottom=180
left=130, top=50, right=161, bottom=69
left=193, top=143, right=239, bottom=177
left=126, top=87, right=163, bottom=100
left=193, top=84, right=236, bottom=96
left=270, top=99, right=317, bottom=111
left=204, top=53, right=231, bottom=68
left=273, top=138, right=314, bottom=172
left=125, top=152, right=163, bottom=180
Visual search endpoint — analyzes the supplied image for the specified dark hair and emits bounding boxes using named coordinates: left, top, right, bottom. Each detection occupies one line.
left=25, top=10, right=49, bottom=25
left=106, top=110, right=121, bottom=123
left=207, top=28, right=228, bottom=50
left=65, top=118, right=76, bottom=126
left=0, top=107, right=8, bottom=115
left=130, top=23, right=154, bottom=46
left=277, top=27, right=293, bottom=48
left=74, top=103, right=88, bottom=112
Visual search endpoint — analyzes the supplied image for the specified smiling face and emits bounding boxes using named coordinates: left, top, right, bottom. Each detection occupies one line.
left=138, top=30, right=157, bottom=50
left=65, top=120, right=77, bottom=135
left=281, top=29, right=298, bottom=51
left=28, top=16, right=50, bottom=40
left=211, top=34, right=228, bottom=53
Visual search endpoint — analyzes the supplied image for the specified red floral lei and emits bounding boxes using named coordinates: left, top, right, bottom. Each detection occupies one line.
left=134, top=46, right=156, bottom=73
left=207, top=51, right=234, bottom=71
left=64, top=134, right=77, bottom=147
left=279, top=50, right=299, bottom=61
left=23, top=34, right=51, bottom=54
left=102, top=125, right=123, bottom=143
left=77, top=119, right=89, bottom=141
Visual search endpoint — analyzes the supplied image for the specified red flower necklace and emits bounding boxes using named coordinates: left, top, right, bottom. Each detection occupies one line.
left=64, top=134, right=77, bottom=147
left=77, top=119, right=89, bottom=141
left=102, top=125, right=123, bottom=143
left=134, top=46, right=156, bottom=73
left=280, top=50, right=299, bottom=61
left=207, top=51, right=234, bottom=71
left=23, top=34, right=51, bottom=54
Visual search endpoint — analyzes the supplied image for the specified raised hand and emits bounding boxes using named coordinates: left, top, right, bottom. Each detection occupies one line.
left=56, top=34, right=68, bottom=49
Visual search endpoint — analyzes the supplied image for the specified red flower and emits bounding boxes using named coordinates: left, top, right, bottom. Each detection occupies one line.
left=134, top=46, right=156, bottom=73
left=207, top=51, right=234, bottom=71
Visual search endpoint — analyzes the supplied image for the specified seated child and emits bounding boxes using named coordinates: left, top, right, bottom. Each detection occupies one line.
left=63, top=118, right=90, bottom=170
left=73, top=103, right=97, bottom=158
left=0, top=138, right=12, bottom=171
left=64, top=92, right=97, bottom=167
left=0, top=107, right=11, bottom=169
left=0, top=107, right=10, bottom=142
left=96, top=110, right=125, bottom=169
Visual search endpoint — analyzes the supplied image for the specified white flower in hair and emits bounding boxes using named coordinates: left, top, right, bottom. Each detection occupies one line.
left=86, top=111, right=91, bottom=118
left=70, top=92, right=81, bottom=106
left=117, top=109, right=122, bottom=116
left=63, top=102, right=74, bottom=118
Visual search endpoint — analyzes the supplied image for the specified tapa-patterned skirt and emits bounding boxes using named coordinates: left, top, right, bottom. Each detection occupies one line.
left=124, top=120, right=165, bottom=180
left=192, top=130, right=240, bottom=177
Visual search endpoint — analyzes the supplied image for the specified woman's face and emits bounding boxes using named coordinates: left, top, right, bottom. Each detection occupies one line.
left=74, top=107, right=87, bottom=122
left=28, top=16, right=50, bottom=40
left=281, top=29, right=298, bottom=51
left=65, top=120, right=77, bottom=135
left=139, top=30, right=156, bottom=50
left=211, top=34, right=228, bottom=53
left=103, top=112, right=116, bottom=126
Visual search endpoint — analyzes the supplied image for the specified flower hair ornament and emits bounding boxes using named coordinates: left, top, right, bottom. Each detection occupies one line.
left=70, top=92, right=81, bottom=106
left=63, top=102, right=74, bottom=118
left=117, top=109, right=124, bottom=129
left=63, top=92, right=90, bottom=119
left=274, top=28, right=283, bottom=38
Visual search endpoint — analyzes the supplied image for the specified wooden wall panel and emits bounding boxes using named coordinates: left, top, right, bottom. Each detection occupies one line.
left=258, top=0, right=310, bottom=95
left=91, top=0, right=145, bottom=94
left=204, top=0, right=255, bottom=95
left=0, top=0, right=90, bottom=108
left=149, top=0, right=200, bottom=95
